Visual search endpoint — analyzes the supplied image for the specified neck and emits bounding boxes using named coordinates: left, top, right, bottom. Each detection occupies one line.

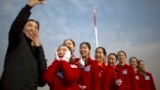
left=82, top=56, right=89, bottom=60
left=134, top=68, right=138, bottom=73
left=98, top=60, right=103, bottom=66
left=119, top=62, right=125, bottom=66
left=108, top=64, right=115, bottom=67
left=139, top=69, right=145, bottom=73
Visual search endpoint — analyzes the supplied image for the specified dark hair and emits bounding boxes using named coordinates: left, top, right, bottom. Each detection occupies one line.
left=95, top=47, right=107, bottom=56
left=108, top=53, right=117, bottom=62
left=63, top=39, right=75, bottom=47
left=129, top=57, right=138, bottom=62
left=26, top=19, right=39, bottom=30
left=79, top=42, right=91, bottom=50
left=117, top=50, right=127, bottom=58
left=137, top=60, right=144, bottom=65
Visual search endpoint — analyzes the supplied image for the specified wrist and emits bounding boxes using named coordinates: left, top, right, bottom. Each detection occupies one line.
left=24, top=4, right=32, bottom=11
left=31, top=41, right=41, bottom=47
left=35, top=42, right=41, bottom=46
left=27, top=1, right=36, bottom=7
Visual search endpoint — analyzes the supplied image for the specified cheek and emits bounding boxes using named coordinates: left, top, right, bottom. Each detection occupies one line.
left=130, top=62, right=134, bottom=65
left=24, top=31, right=33, bottom=37
left=108, top=60, right=112, bottom=63
left=23, top=31, right=29, bottom=37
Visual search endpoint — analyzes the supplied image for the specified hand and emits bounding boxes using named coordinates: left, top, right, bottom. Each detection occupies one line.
left=79, top=85, right=86, bottom=90
left=62, top=50, right=71, bottom=62
left=30, top=30, right=40, bottom=46
left=54, top=51, right=60, bottom=60
left=115, top=78, right=122, bottom=86
left=78, top=58, right=85, bottom=68
left=28, top=0, right=45, bottom=7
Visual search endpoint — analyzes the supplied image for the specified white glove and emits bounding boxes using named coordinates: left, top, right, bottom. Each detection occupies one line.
left=62, top=50, right=71, bottom=62
left=79, top=84, right=86, bottom=90
left=115, top=78, right=122, bottom=86
left=78, top=58, right=85, bottom=68
left=54, top=51, right=60, bottom=60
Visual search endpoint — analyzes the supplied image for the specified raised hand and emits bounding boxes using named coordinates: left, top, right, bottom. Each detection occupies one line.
left=62, top=50, right=71, bottom=62
left=28, top=0, right=45, bottom=7
left=54, top=51, right=60, bottom=60
left=31, top=30, right=40, bottom=47
left=78, top=58, right=85, bottom=68
left=115, top=78, right=122, bottom=86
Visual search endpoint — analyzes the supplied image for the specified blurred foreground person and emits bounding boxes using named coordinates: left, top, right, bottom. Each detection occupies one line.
left=0, top=0, right=47, bottom=90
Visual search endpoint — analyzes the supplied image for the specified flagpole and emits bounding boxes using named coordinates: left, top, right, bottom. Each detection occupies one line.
left=93, top=6, right=98, bottom=47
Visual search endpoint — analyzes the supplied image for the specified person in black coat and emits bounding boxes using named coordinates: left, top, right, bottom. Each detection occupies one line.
left=0, top=0, right=47, bottom=90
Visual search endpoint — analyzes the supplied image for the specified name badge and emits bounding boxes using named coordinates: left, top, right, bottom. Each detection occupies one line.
left=145, top=75, right=150, bottom=80
left=122, top=69, right=127, bottom=75
left=70, top=65, right=78, bottom=68
left=99, top=70, right=103, bottom=77
left=135, top=75, right=139, bottom=80
left=84, top=66, right=90, bottom=72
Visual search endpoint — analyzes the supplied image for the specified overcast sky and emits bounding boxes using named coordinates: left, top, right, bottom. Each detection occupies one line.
left=0, top=0, right=160, bottom=90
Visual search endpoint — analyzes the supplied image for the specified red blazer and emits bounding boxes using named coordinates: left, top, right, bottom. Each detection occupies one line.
left=106, top=65, right=121, bottom=90
left=75, top=57, right=99, bottom=90
left=136, top=71, right=156, bottom=90
left=115, top=64, right=136, bottom=90
left=98, top=63, right=113, bottom=90
left=42, top=60, right=81, bottom=90
left=133, top=70, right=140, bottom=90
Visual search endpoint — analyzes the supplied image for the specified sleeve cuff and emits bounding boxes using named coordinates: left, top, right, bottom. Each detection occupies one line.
left=24, top=4, right=33, bottom=11
left=34, top=45, right=43, bottom=51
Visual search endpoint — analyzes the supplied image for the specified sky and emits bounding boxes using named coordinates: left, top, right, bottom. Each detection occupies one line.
left=0, top=0, right=160, bottom=90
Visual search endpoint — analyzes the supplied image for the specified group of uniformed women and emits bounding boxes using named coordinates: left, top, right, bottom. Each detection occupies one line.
left=42, top=39, right=156, bottom=90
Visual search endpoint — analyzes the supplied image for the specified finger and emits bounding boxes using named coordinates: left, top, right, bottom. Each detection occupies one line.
left=38, top=0, right=45, bottom=4
left=28, top=31, right=35, bottom=40
left=32, top=30, right=38, bottom=37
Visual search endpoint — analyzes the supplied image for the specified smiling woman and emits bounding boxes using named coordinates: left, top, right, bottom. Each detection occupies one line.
left=42, top=44, right=81, bottom=90
left=0, top=0, right=47, bottom=90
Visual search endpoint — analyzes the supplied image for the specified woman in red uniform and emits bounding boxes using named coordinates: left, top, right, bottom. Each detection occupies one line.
left=107, top=53, right=120, bottom=90
left=42, top=45, right=81, bottom=90
left=129, top=57, right=138, bottom=74
left=76, top=42, right=99, bottom=90
left=116, top=50, right=136, bottom=90
left=94, top=47, right=112, bottom=90
left=129, top=57, right=139, bottom=90
left=137, top=60, right=156, bottom=90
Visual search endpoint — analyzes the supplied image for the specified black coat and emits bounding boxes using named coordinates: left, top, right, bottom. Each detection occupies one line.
left=0, top=5, right=47, bottom=90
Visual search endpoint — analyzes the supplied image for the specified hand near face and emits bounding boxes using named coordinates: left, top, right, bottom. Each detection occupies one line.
left=54, top=51, right=60, bottom=60
left=23, top=20, right=40, bottom=47
left=30, top=30, right=40, bottom=47
left=62, top=50, right=71, bottom=62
